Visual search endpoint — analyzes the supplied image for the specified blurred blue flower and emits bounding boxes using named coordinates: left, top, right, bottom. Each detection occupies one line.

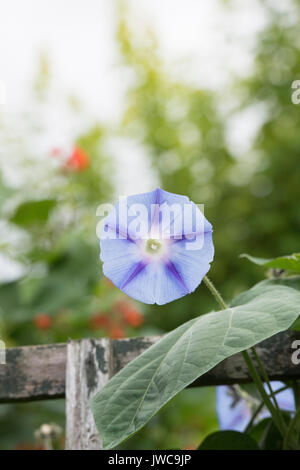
left=100, top=188, right=214, bottom=304
left=216, top=382, right=295, bottom=431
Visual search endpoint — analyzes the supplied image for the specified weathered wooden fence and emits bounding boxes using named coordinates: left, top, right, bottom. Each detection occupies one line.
left=0, top=331, right=300, bottom=449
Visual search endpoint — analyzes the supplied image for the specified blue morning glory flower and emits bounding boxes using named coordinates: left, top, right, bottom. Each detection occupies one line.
left=216, top=382, right=295, bottom=431
left=99, top=188, right=214, bottom=305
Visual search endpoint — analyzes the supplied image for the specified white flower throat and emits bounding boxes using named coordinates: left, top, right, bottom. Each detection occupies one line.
left=141, top=237, right=169, bottom=262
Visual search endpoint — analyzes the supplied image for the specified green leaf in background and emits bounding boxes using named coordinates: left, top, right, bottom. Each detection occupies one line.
left=90, top=284, right=300, bottom=449
left=230, top=277, right=300, bottom=307
left=283, top=407, right=300, bottom=450
left=240, top=253, right=300, bottom=273
left=248, top=412, right=292, bottom=450
left=248, top=418, right=283, bottom=450
left=198, top=430, right=259, bottom=450
left=10, top=199, right=56, bottom=227
left=259, top=276, right=300, bottom=292
left=248, top=418, right=270, bottom=445
left=232, top=276, right=300, bottom=330
left=24, top=238, right=101, bottom=314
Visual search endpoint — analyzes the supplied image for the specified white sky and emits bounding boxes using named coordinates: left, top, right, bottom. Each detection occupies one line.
left=0, top=0, right=267, bottom=119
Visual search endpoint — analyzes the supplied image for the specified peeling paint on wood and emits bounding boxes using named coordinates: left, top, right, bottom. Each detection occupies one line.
left=0, top=343, right=66, bottom=403
left=0, top=332, right=300, bottom=450
left=65, top=339, right=110, bottom=450
left=0, top=331, right=299, bottom=404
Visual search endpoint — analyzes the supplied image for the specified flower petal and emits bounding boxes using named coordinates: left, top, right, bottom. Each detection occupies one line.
left=114, top=261, right=190, bottom=305
left=100, top=188, right=214, bottom=304
left=216, top=386, right=251, bottom=431
left=270, top=381, right=295, bottom=411
left=217, top=382, right=295, bottom=432
left=100, top=238, right=143, bottom=288
left=103, top=189, right=161, bottom=241
left=167, top=231, right=214, bottom=294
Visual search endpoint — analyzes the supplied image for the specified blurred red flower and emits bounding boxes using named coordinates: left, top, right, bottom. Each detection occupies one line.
left=34, top=314, right=52, bottom=330
left=123, top=309, right=144, bottom=327
left=90, top=301, right=143, bottom=338
left=90, top=313, right=109, bottom=329
left=116, top=301, right=144, bottom=328
left=66, top=146, right=90, bottom=171
left=108, top=325, right=125, bottom=339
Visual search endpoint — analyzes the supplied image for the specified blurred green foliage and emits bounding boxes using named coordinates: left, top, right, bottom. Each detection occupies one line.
left=0, top=0, right=299, bottom=450
left=117, top=2, right=300, bottom=331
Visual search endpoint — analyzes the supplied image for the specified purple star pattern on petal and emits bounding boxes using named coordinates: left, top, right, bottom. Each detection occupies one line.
left=99, top=188, right=214, bottom=305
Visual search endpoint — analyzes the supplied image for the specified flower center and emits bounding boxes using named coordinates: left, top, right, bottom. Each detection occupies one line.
left=146, top=238, right=162, bottom=254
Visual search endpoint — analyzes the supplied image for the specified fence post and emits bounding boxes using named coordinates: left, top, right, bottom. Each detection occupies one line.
left=0, top=340, right=6, bottom=365
left=65, top=338, right=111, bottom=450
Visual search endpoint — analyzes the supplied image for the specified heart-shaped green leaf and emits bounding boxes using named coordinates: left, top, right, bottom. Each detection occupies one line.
left=198, top=431, right=260, bottom=450
left=283, top=407, right=300, bottom=450
left=10, top=199, right=56, bottom=227
left=257, top=276, right=300, bottom=293
left=90, top=284, right=300, bottom=449
left=240, top=253, right=300, bottom=272
left=230, top=277, right=300, bottom=307
left=248, top=418, right=283, bottom=450
left=231, top=277, right=300, bottom=333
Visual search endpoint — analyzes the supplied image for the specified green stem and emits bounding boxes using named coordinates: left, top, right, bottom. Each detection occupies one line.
left=250, top=346, right=280, bottom=412
left=203, top=275, right=288, bottom=438
left=292, top=381, right=300, bottom=409
left=241, top=350, right=287, bottom=437
left=203, top=276, right=227, bottom=310
left=245, top=385, right=290, bottom=433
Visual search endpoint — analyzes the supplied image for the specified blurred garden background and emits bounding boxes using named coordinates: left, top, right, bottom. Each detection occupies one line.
left=0, top=0, right=300, bottom=449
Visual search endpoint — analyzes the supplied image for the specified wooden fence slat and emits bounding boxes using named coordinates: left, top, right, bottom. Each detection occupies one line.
left=0, top=331, right=299, bottom=403
left=112, top=331, right=300, bottom=386
left=0, top=343, right=66, bottom=403
left=65, top=338, right=110, bottom=450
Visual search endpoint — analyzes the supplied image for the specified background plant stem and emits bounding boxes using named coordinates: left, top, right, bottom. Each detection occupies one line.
left=203, top=275, right=288, bottom=438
